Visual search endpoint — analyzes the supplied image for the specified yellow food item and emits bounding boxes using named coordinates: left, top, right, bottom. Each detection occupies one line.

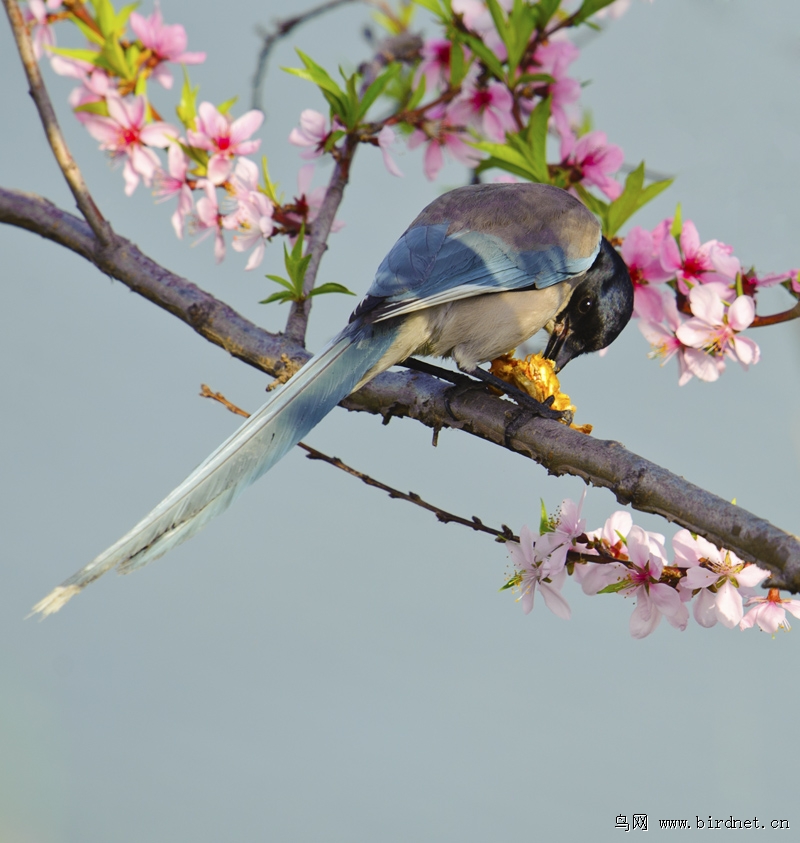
left=489, top=353, right=592, bottom=434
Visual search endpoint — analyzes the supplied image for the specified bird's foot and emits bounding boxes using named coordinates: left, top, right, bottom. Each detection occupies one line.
left=459, top=364, right=572, bottom=424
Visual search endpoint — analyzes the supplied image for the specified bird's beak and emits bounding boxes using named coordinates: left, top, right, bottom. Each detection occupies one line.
left=543, top=315, right=573, bottom=372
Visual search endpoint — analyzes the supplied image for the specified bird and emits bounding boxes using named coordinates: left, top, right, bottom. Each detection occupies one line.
left=32, top=182, right=633, bottom=616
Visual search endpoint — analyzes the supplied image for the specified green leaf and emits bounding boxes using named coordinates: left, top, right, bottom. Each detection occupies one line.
left=413, top=0, right=448, bottom=19
left=264, top=274, right=297, bottom=292
left=637, top=176, right=673, bottom=208
left=573, top=185, right=610, bottom=232
left=485, top=0, right=508, bottom=39
left=449, top=40, right=467, bottom=87
left=597, top=579, right=630, bottom=595
left=460, top=32, right=505, bottom=80
left=67, top=13, right=105, bottom=46
left=308, top=283, right=356, bottom=298
left=284, top=52, right=349, bottom=123
left=473, top=141, right=530, bottom=171
left=534, top=0, right=561, bottom=28
left=406, top=75, right=427, bottom=111
left=116, top=2, right=139, bottom=31
left=521, top=95, right=551, bottom=182
left=259, top=291, right=295, bottom=305
left=89, top=0, right=118, bottom=38
left=98, top=35, right=133, bottom=79
left=515, top=72, right=555, bottom=87
left=605, top=162, right=645, bottom=237
left=49, top=46, right=104, bottom=66
left=176, top=68, right=199, bottom=129
left=499, top=575, right=520, bottom=592
left=606, top=161, right=673, bottom=237
left=573, top=0, right=617, bottom=26
left=357, top=63, right=401, bottom=121
left=217, top=96, right=238, bottom=115
left=505, top=0, right=537, bottom=75
left=539, top=499, right=550, bottom=534
left=73, top=100, right=110, bottom=116
left=670, top=203, right=683, bottom=239
left=260, top=156, right=281, bottom=204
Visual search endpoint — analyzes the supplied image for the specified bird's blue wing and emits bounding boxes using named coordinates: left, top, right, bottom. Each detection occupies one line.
left=355, top=183, right=602, bottom=323
left=358, top=224, right=599, bottom=322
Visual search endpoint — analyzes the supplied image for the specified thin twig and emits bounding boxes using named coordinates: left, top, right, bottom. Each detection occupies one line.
left=283, top=133, right=359, bottom=347
left=200, top=382, right=518, bottom=542
left=676, top=294, right=800, bottom=327
left=251, top=0, right=362, bottom=110
left=198, top=384, right=653, bottom=572
left=3, top=0, right=112, bottom=245
left=751, top=299, right=800, bottom=328
left=2, top=187, right=799, bottom=590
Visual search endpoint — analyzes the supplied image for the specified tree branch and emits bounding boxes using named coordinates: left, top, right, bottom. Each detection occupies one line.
left=2, top=185, right=799, bottom=591
left=251, top=0, right=362, bottom=111
left=283, top=133, right=359, bottom=346
left=3, top=0, right=112, bottom=245
left=0, top=187, right=308, bottom=378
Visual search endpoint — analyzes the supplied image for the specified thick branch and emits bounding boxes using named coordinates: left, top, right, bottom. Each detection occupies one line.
left=0, top=187, right=309, bottom=378
left=2, top=186, right=799, bottom=590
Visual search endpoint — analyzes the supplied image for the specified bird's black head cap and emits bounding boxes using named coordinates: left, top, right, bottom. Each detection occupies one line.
left=544, top=237, right=633, bottom=371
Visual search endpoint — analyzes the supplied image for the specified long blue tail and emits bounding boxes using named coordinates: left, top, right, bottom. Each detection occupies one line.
left=32, top=320, right=397, bottom=616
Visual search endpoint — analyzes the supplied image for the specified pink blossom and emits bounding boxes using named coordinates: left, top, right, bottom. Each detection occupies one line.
left=536, top=490, right=587, bottom=575
left=289, top=109, right=333, bottom=159
left=451, top=0, right=507, bottom=57
left=221, top=158, right=274, bottom=270
left=507, top=526, right=571, bottom=619
left=130, top=5, right=206, bottom=89
left=659, top=220, right=740, bottom=294
left=67, top=67, right=112, bottom=109
left=560, top=130, right=624, bottom=200
left=747, top=268, right=800, bottom=291
left=620, top=526, right=688, bottom=638
left=226, top=156, right=260, bottom=205
left=231, top=193, right=274, bottom=270
left=408, top=105, right=482, bottom=181
left=675, top=285, right=760, bottom=379
left=621, top=223, right=672, bottom=320
left=740, top=589, right=800, bottom=634
left=187, top=102, right=263, bottom=185
left=447, top=81, right=517, bottom=142
left=576, top=521, right=688, bottom=637
left=638, top=295, right=694, bottom=385
left=673, top=530, right=769, bottom=628
left=574, top=511, right=633, bottom=595
left=80, top=95, right=177, bottom=195
left=154, top=144, right=194, bottom=239
left=278, top=166, right=345, bottom=246
left=530, top=40, right=581, bottom=137
left=377, top=126, right=403, bottom=177
left=194, top=180, right=226, bottom=263
left=24, top=0, right=62, bottom=61
left=417, top=39, right=455, bottom=91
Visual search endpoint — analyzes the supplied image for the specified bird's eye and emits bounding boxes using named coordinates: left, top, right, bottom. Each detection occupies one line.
left=578, top=296, right=593, bottom=314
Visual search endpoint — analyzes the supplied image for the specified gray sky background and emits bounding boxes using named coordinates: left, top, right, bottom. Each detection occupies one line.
left=2, top=1, right=799, bottom=841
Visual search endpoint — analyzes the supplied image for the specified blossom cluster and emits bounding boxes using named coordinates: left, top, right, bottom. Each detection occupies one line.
left=29, top=0, right=799, bottom=364
left=26, top=1, right=328, bottom=269
left=506, top=494, right=799, bottom=638
left=624, top=217, right=799, bottom=384
left=283, top=0, right=797, bottom=385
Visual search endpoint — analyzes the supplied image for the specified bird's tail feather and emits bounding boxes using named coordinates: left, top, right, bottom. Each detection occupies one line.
left=31, top=321, right=395, bottom=617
